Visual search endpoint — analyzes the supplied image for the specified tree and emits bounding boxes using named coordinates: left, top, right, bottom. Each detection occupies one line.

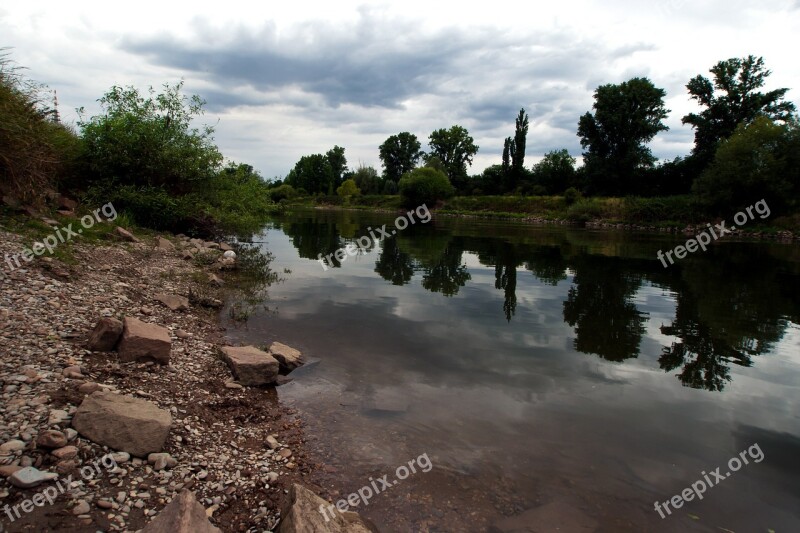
left=379, top=132, right=423, bottom=184
left=682, top=56, right=797, bottom=168
left=351, top=164, right=381, bottom=195
left=577, top=77, right=669, bottom=196
left=693, top=116, right=799, bottom=216
left=326, top=145, right=347, bottom=187
left=427, top=125, right=479, bottom=193
left=398, top=167, right=455, bottom=208
left=531, top=149, right=577, bottom=194
left=285, top=154, right=334, bottom=195
left=336, top=178, right=361, bottom=199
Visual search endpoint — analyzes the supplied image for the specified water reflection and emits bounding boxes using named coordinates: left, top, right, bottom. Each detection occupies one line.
left=269, top=211, right=800, bottom=393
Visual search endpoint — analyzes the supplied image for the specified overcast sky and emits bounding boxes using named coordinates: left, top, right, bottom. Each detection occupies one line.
left=2, top=0, right=798, bottom=179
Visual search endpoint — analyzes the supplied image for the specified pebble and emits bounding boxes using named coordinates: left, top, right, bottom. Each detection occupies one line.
left=72, top=500, right=90, bottom=515
left=0, top=440, right=25, bottom=454
left=8, top=466, right=59, bottom=488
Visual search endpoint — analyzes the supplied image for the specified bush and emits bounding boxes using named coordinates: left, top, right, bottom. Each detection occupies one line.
left=564, top=187, right=582, bottom=206
left=566, top=198, right=605, bottom=223
left=398, top=167, right=454, bottom=208
left=269, top=184, right=298, bottom=202
left=336, top=179, right=361, bottom=198
left=79, top=82, right=222, bottom=193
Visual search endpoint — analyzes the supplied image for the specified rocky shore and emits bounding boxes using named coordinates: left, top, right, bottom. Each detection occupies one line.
left=0, top=216, right=372, bottom=532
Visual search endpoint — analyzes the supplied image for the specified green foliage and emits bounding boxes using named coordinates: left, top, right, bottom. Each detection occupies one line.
left=199, top=163, right=274, bottom=237
left=683, top=56, right=797, bottom=167
left=326, top=145, right=347, bottom=186
left=398, top=167, right=454, bottom=208
left=566, top=198, right=607, bottom=223
left=351, top=164, right=382, bottom=194
left=336, top=178, right=361, bottom=198
left=79, top=82, right=222, bottom=193
left=285, top=153, right=334, bottom=195
left=532, top=149, right=577, bottom=194
left=0, top=51, right=82, bottom=205
left=501, top=108, right=530, bottom=192
left=426, top=125, right=479, bottom=192
left=563, top=187, right=582, bottom=206
left=379, top=132, right=423, bottom=184
left=382, top=180, right=399, bottom=195
left=578, top=77, right=669, bottom=196
left=268, top=184, right=298, bottom=202
left=693, top=116, right=800, bottom=216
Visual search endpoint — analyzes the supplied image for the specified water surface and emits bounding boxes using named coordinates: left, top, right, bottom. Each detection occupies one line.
left=227, top=209, right=800, bottom=532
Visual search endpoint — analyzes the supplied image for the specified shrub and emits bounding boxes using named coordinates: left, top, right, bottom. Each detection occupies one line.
left=564, top=187, right=582, bottom=206
left=336, top=179, right=361, bottom=198
left=79, top=82, right=222, bottom=193
left=566, top=198, right=605, bottom=223
left=398, top=167, right=454, bottom=208
left=269, top=184, right=298, bottom=202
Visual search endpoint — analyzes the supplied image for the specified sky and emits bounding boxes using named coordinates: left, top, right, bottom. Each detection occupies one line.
left=2, top=0, right=798, bottom=179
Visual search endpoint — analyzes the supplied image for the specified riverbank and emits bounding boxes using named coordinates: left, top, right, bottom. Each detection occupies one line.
left=283, top=195, right=800, bottom=242
left=0, top=209, right=318, bottom=532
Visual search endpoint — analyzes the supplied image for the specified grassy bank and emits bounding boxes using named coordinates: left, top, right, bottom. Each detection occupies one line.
left=281, top=194, right=800, bottom=233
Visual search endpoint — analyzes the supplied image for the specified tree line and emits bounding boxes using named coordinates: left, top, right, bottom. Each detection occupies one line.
left=277, top=55, right=798, bottom=217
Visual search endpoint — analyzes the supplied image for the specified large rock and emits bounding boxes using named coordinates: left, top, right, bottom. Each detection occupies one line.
left=114, top=227, right=140, bottom=243
left=220, top=346, right=279, bottom=387
left=156, top=237, right=175, bottom=252
left=72, top=391, right=171, bottom=457
left=117, top=317, right=171, bottom=364
left=155, top=294, right=190, bottom=312
left=141, top=490, right=221, bottom=533
left=278, top=484, right=375, bottom=533
left=87, top=317, right=123, bottom=351
left=269, top=342, right=305, bottom=372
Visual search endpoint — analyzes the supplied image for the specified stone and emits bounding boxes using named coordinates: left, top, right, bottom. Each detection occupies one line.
left=72, top=391, right=172, bottom=457
left=219, top=346, right=279, bottom=387
left=117, top=317, right=171, bottom=365
left=73, top=500, right=90, bottom=515
left=8, top=466, right=58, bottom=489
left=182, top=251, right=194, bottom=261
left=58, top=195, right=78, bottom=211
left=155, top=294, right=190, bottom=312
left=148, top=453, right=177, bottom=471
left=79, top=382, right=102, bottom=394
left=219, top=243, right=233, bottom=252
left=208, top=274, right=224, bottom=287
left=0, top=465, right=23, bottom=477
left=110, top=451, right=131, bottom=463
left=36, top=430, right=68, bottom=448
left=87, top=317, right=123, bottom=352
left=51, top=446, right=79, bottom=460
left=65, top=429, right=79, bottom=441
left=277, top=484, right=374, bottom=533
left=63, top=365, right=84, bottom=379
left=115, top=227, right=140, bottom=243
left=48, top=409, right=69, bottom=426
left=140, top=490, right=221, bottom=533
left=156, top=237, right=175, bottom=251
left=175, top=330, right=191, bottom=339
left=204, top=242, right=220, bottom=250
left=269, top=342, right=305, bottom=372
left=265, top=436, right=280, bottom=450
left=0, top=440, right=25, bottom=454
left=97, top=499, right=114, bottom=509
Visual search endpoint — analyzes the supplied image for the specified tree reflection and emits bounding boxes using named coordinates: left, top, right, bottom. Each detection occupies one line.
left=563, top=257, right=647, bottom=361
